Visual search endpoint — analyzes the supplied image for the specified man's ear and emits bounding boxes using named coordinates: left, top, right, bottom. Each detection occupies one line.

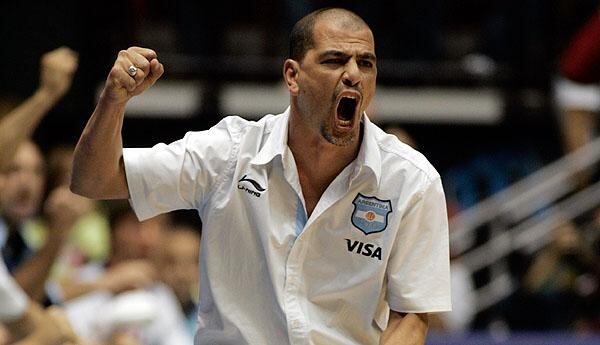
left=283, top=59, right=300, bottom=95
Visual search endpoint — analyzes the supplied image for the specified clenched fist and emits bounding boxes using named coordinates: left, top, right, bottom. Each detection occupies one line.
left=38, top=47, right=79, bottom=102
left=102, top=47, right=164, bottom=105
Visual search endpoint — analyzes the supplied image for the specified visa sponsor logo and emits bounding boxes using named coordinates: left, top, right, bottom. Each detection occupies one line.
left=345, top=239, right=382, bottom=260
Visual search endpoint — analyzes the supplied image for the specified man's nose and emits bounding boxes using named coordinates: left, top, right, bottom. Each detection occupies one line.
left=342, top=60, right=361, bottom=87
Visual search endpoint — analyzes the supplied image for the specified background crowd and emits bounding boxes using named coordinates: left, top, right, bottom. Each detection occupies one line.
left=1, top=0, right=599, bottom=344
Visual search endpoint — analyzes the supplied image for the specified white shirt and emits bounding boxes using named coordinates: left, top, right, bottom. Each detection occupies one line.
left=124, top=109, right=451, bottom=345
left=0, top=258, right=28, bottom=321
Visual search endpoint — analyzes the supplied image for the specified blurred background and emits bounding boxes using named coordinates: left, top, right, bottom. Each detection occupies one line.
left=1, top=0, right=599, bottom=344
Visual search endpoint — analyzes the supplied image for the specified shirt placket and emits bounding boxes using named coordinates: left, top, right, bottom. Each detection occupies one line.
left=280, top=144, right=362, bottom=345
left=284, top=236, right=310, bottom=344
left=281, top=148, right=310, bottom=344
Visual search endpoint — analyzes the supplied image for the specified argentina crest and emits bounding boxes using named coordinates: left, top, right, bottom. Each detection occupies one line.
left=351, top=193, right=392, bottom=235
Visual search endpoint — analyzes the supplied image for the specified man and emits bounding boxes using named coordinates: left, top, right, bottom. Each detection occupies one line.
left=1, top=141, right=47, bottom=275
left=0, top=46, right=83, bottom=302
left=71, top=8, right=451, bottom=345
left=0, top=47, right=88, bottom=345
left=0, top=140, right=92, bottom=302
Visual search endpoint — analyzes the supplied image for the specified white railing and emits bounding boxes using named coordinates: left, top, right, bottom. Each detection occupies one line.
left=448, top=136, right=600, bottom=312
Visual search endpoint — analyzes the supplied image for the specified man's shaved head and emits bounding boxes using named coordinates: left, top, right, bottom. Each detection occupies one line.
left=289, top=8, right=371, bottom=62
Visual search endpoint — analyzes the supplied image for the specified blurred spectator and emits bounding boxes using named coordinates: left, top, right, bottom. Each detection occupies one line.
left=63, top=202, right=192, bottom=345
left=158, top=223, right=201, bottom=338
left=0, top=47, right=90, bottom=345
left=509, top=222, right=597, bottom=330
left=554, top=77, right=599, bottom=184
left=21, top=144, right=110, bottom=304
left=0, top=141, right=83, bottom=302
left=0, top=47, right=79, bottom=302
left=0, top=47, right=78, bottom=172
left=1, top=257, right=55, bottom=345
left=560, top=7, right=600, bottom=84
left=1, top=292, right=84, bottom=345
left=555, top=3, right=600, bottom=185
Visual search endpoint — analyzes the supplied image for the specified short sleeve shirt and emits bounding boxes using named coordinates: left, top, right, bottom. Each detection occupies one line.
left=123, top=109, right=451, bottom=345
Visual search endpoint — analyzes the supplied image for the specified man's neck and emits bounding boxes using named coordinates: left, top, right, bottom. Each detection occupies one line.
left=287, top=110, right=361, bottom=216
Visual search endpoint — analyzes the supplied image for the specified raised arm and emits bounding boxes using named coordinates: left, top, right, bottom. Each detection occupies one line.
left=70, top=47, right=164, bottom=199
left=0, top=47, right=78, bottom=171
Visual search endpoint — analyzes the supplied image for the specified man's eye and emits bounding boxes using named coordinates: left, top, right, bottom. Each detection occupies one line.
left=324, top=59, right=344, bottom=65
left=359, top=60, right=373, bottom=68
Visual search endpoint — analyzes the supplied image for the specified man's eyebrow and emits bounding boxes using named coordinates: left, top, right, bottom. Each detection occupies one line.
left=358, top=52, right=377, bottom=61
left=318, top=50, right=377, bottom=61
left=318, top=50, right=349, bottom=59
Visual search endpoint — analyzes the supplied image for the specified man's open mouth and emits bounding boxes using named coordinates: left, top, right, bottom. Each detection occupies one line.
left=335, top=93, right=360, bottom=127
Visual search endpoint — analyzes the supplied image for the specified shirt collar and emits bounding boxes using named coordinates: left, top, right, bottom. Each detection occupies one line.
left=351, top=113, right=382, bottom=187
left=250, top=107, right=290, bottom=167
left=250, top=108, right=382, bottom=186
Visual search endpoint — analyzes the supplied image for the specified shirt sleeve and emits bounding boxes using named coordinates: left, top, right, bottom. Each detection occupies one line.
left=386, top=176, right=452, bottom=313
left=0, top=258, right=28, bottom=321
left=123, top=121, right=235, bottom=221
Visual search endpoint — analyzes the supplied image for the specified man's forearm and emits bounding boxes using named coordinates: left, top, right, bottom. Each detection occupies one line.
left=0, top=90, right=58, bottom=171
left=380, top=312, right=429, bottom=345
left=71, top=94, right=129, bottom=199
left=12, top=230, right=69, bottom=301
left=71, top=46, right=163, bottom=200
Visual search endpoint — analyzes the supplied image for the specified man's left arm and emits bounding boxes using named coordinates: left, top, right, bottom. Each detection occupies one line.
left=380, top=312, right=428, bottom=345
left=384, top=175, right=450, bottom=344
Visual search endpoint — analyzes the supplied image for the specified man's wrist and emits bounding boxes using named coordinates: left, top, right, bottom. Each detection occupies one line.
left=98, top=88, right=130, bottom=109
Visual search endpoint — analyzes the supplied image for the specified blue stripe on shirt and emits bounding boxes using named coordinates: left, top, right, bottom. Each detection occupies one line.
left=295, top=196, right=307, bottom=236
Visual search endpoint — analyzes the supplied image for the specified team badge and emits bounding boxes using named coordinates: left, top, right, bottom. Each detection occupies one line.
left=351, top=193, right=392, bottom=235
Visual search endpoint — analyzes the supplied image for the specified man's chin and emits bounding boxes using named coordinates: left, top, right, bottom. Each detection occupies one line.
left=322, top=129, right=357, bottom=147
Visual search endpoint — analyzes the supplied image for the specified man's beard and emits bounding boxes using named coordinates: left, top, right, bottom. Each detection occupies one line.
left=320, top=122, right=358, bottom=147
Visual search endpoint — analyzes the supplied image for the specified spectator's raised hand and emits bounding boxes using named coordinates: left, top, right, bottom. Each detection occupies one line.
left=44, top=186, right=94, bottom=237
left=38, top=47, right=79, bottom=102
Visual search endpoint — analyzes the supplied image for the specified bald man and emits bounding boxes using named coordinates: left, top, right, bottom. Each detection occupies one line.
left=72, top=8, right=451, bottom=345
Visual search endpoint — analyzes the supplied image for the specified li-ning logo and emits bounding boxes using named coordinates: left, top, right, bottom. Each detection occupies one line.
left=237, top=175, right=266, bottom=198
